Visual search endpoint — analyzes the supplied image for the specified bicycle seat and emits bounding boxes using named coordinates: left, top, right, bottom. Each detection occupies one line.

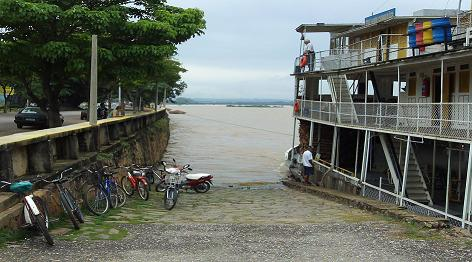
left=10, top=181, right=33, bottom=193
left=131, top=170, right=143, bottom=176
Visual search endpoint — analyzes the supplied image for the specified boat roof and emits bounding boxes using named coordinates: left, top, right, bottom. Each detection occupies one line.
left=296, top=23, right=363, bottom=33
left=297, top=16, right=454, bottom=36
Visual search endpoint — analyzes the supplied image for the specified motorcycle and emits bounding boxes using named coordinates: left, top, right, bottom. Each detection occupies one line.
left=158, top=160, right=213, bottom=193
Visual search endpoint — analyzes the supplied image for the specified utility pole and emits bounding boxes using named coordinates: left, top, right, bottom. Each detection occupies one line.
left=163, top=87, right=167, bottom=108
left=155, top=84, right=159, bottom=111
left=118, top=82, right=121, bottom=105
left=89, top=35, right=98, bottom=125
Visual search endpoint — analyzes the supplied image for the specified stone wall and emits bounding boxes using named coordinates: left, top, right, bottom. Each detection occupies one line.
left=0, top=110, right=170, bottom=229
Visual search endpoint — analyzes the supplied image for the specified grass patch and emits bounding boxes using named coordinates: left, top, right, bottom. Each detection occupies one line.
left=97, top=152, right=114, bottom=162
left=400, top=222, right=443, bottom=241
left=152, top=117, right=169, bottom=132
left=59, top=207, right=129, bottom=241
left=0, top=229, right=29, bottom=248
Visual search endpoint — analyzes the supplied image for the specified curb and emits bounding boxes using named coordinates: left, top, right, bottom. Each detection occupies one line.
left=282, top=180, right=449, bottom=229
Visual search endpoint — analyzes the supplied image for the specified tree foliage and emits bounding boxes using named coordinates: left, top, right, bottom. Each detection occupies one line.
left=0, top=0, right=205, bottom=125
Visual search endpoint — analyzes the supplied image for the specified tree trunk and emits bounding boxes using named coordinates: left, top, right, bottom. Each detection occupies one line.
left=2, top=88, right=6, bottom=113
left=46, top=96, right=62, bottom=128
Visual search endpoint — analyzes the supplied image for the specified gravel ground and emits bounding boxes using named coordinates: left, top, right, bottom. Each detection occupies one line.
left=2, top=223, right=472, bottom=262
left=2, top=187, right=472, bottom=261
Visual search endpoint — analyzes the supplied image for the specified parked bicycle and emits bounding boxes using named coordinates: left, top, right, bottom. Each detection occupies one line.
left=83, top=166, right=126, bottom=215
left=40, top=168, right=84, bottom=230
left=121, top=165, right=150, bottom=200
left=0, top=179, right=53, bottom=245
left=132, top=164, right=166, bottom=192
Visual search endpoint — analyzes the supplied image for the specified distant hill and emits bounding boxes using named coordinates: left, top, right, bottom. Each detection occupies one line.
left=174, top=97, right=292, bottom=105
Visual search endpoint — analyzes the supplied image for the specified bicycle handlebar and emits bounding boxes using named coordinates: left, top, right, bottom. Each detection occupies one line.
left=41, top=167, right=74, bottom=184
left=0, top=181, right=11, bottom=189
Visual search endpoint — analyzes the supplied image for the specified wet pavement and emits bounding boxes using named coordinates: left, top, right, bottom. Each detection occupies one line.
left=2, top=184, right=472, bottom=261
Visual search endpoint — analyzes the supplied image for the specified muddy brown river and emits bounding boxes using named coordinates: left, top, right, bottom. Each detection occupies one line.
left=164, top=105, right=297, bottom=185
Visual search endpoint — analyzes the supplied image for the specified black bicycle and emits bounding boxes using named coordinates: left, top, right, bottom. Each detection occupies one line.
left=41, top=168, right=85, bottom=229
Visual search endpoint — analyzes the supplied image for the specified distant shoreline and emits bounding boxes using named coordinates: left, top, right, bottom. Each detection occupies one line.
left=173, top=97, right=293, bottom=106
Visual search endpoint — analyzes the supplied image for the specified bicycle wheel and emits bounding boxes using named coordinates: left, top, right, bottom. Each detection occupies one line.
left=60, top=192, right=80, bottom=229
left=137, top=180, right=149, bottom=201
left=116, top=185, right=127, bottom=208
left=32, top=196, right=54, bottom=245
left=84, top=185, right=109, bottom=216
left=155, top=180, right=166, bottom=192
left=65, top=188, right=85, bottom=223
left=163, top=188, right=177, bottom=210
left=121, top=176, right=134, bottom=196
left=146, top=173, right=155, bottom=185
left=108, top=182, right=118, bottom=209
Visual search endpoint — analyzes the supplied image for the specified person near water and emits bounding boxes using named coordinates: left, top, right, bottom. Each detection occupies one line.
left=302, top=146, right=314, bottom=184
left=303, top=39, right=315, bottom=71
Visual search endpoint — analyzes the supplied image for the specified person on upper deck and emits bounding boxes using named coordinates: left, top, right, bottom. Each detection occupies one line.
left=304, top=39, right=315, bottom=71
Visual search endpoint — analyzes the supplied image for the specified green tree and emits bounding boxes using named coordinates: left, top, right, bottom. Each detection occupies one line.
left=0, top=0, right=205, bottom=127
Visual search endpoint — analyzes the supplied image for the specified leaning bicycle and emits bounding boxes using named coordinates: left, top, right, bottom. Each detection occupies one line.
left=83, top=166, right=126, bottom=216
left=0, top=180, right=53, bottom=245
left=40, top=168, right=84, bottom=229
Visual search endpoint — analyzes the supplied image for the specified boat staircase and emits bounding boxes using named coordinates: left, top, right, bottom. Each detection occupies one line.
left=379, top=134, right=402, bottom=194
left=327, top=75, right=358, bottom=123
left=393, top=140, right=433, bottom=206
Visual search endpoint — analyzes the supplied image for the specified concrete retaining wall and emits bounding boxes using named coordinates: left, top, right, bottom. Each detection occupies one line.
left=0, top=110, right=167, bottom=181
left=0, top=110, right=170, bottom=230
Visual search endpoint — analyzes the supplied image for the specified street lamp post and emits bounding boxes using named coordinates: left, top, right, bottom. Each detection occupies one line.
left=89, top=35, right=98, bottom=125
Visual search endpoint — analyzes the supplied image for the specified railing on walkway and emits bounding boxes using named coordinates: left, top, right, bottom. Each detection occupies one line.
left=294, top=22, right=470, bottom=73
left=310, top=159, right=470, bottom=228
left=361, top=182, right=466, bottom=228
left=295, top=99, right=472, bottom=141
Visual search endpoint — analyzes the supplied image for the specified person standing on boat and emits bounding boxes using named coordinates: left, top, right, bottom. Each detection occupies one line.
left=302, top=146, right=314, bottom=184
left=304, top=39, right=315, bottom=71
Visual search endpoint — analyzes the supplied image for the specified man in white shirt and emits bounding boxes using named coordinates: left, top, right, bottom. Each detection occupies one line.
left=302, top=146, right=314, bottom=184
left=304, top=39, right=315, bottom=71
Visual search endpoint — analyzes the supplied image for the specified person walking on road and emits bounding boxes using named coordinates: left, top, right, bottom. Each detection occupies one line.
left=302, top=146, right=314, bottom=184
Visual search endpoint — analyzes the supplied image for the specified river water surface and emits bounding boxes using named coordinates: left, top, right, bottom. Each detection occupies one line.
left=163, top=105, right=297, bottom=185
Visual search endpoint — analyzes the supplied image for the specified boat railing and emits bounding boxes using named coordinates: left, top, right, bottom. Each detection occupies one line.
left=295, top=99, right=472, bottom=141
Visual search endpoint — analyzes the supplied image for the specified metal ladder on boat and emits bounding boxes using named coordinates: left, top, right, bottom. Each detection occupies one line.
left=328, top=74, right=358, bottom=124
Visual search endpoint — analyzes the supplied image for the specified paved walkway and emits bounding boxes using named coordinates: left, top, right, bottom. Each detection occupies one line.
left=2, top=185, right=472, bottom=261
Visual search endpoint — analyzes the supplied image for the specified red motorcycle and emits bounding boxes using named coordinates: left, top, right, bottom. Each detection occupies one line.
left=121, top=166, right=149, bottom=200
left=158, top=160, right=214, bottom=193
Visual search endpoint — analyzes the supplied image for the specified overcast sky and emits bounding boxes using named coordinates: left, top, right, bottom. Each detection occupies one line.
left=168, top=0, right=471, bottom=100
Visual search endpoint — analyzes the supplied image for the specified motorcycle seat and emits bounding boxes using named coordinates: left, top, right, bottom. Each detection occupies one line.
left=166, top=167, right=180, bottom=174
left=185, top=173, right=211, bottom=180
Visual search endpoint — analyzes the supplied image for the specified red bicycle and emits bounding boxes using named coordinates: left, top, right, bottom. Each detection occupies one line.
left=120, top=166, right=149, bottom=201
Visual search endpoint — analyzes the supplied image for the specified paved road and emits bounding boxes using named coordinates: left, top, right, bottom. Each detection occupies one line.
left=2, top=185, right=472, bottom=261
left=0, top=111, right=85, bottom=136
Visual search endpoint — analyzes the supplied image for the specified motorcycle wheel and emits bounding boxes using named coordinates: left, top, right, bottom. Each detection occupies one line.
left=164, top=188, right=178, bottom=210
left=194, top=182, right=210, bottom=193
